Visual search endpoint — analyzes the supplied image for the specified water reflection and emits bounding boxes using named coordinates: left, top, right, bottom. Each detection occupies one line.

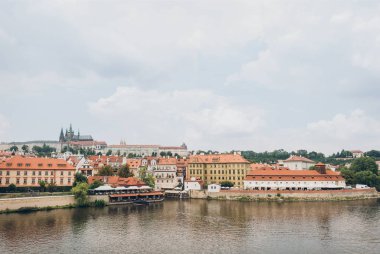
left=0, top=199, right=379, bottom=254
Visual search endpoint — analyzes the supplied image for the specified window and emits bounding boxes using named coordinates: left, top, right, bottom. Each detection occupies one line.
left=6, top=178, right=9, bottom=184
left=6, top=163, right=12, bottom=167
left=0, top=171, right=2, bottom=176
left=23, top=178, right=27, bottom=184
left=17, top=171, right=20, bottom=176
left=68, top=171, right=71, bottom=176
left=32, top=171, right=36, bottom=176
left=6, top=171, right=10, bottom=176
left=32, top=178, right=35, bottom=184
left=38, top=163, right=43, bottom=167
left=16, top=178, right=20, bottom=184
left=60, top=178, right=64, bottom=184
left=38, top=171, right=42, bottom=176
left=48, top=164, right=52, bottom=167
left=24, top=171, right=27, bottom=176
left=26, top=163, right=31, bottom=167
left=17, top=163, right=22, bottom=167
left=45, top=171, right=48, bottom=176
left=51, top=171, right=54, bottom=176
left=68, top=178, right=71, bottom=184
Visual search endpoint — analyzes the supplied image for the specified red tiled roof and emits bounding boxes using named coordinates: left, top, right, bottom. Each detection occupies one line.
left=158, top=157, right=177, bottom=165
left=88, top=176, right=146, bottom=187
left=126, top=159, right=141, bottom=168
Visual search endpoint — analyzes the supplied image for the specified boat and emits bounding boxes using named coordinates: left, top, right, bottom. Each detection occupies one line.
left=108, top=191, right=165, bottom=205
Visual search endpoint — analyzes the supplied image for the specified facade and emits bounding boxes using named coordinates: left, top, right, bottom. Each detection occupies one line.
left=184, top=178, right=202, bottom=191
left=351, top=150, right=364, bottom=158
left=159, top=143, right=189, bottom=157
left=0, top=156, right=75, bottom=187
left=154, top=157, right=182, bottom=190
left=208, top=184, right=221, bottom=192
left=244, top=163, right=346, bottom=190
left=104, top=143, right=189, bottom=157
left=187, top=154, right=251, bottom=188
left=88, top=175, right=146, bottom=187
left=283, top=156, right=316, bottom=170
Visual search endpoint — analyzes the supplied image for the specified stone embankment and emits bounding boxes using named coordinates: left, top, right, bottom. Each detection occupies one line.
left=0, top=195, right=108, bottom=212
left=190, top=189, right=380, bottom=201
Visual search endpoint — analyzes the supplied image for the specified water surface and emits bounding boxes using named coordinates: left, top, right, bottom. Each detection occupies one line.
left=0, top=199, right=379, bottom=253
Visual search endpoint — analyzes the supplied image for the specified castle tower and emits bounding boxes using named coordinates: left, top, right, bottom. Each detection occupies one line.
left=59, top=128, right=65, bottom=142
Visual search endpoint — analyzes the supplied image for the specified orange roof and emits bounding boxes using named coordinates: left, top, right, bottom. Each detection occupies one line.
left=0, top=156, right=75, bottom=170
left=126, top=159, right=141, bottom=168
left=88, top=176, right=146, bottom=187
left=189, top=154, right=249, bottom=164
left=284, top=156, right=315, bottom=163
left=158, top=157, right=177, bottom=165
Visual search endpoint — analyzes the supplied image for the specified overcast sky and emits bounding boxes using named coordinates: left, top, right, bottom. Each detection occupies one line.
left=0, top=0, right=380, bottom=154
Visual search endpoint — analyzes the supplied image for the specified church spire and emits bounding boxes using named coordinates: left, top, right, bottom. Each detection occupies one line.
left=59, top=128, right=65, bottom=142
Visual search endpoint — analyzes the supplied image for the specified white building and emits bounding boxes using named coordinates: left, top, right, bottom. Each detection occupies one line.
left=184, top=178, right=202, bottom=191
left=351, top=150, right=364, bottom=158
left=244, top=164, right=346, bottom=191
left=283, top=156, right=315, bottom=170
left=208, top=184, right=221, bottom=192
left=154, top=157, right=182, bottom=190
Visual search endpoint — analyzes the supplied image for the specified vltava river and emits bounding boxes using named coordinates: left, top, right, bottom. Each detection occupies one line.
left=0, top=199, right=379, bottom=254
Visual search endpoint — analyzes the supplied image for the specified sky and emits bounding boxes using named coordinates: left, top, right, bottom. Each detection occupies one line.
left=0, top=0, right=380, bottom=154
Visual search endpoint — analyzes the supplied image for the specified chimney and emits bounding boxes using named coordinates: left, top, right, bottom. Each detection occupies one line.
left=315, top=163, right=326, bottom=174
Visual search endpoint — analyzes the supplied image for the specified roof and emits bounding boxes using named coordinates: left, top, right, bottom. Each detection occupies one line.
left=158, top=157, right=177, bottom=165
left=189, top=154, right=249, bottom=164
left=126, top=159, right=141, bottom=168
left=88, top=176, right=146, bottom=187
left=351, top=150, right=363, bottom=153
left=284, top=156, right=315, bottom=163
left=245, top=168, right=343, bottom=181
left=108, top=144, right=160, bottom=149
left=0, top=156, right=75, bottom=170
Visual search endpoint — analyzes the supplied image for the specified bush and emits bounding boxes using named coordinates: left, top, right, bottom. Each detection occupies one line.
left=93, top=199, right=106, bottom=207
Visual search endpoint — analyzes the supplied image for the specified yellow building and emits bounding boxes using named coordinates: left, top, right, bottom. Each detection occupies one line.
left=187, top=154, right=250, bottom=188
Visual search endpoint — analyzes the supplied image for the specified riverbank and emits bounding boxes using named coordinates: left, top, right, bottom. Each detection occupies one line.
left=189, top=188, right=380, bottom=201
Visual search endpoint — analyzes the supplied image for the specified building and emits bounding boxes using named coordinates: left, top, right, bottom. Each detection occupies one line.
left=244, top=163, right=346, bottom=190
left=59, top=124, right=93, bottom=142
left=282, top=155, right=315, bottom=170
left=0, top=156, right=75, bottom=187
left=154, top=157, right=182, bottom=190
left=187, top=153, right=251, bottom=188
left=159, top=143, right=189, bottom=157
left=184, top=177, right=203, bottom=191
left=103, top=142, right=189, bottom=157
left=351, top=150, right=364, bottom=158
left=208, top=184, right=221, bottom=192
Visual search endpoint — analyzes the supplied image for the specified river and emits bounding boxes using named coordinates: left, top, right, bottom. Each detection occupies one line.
left=0, top=199, right=379, bottom=253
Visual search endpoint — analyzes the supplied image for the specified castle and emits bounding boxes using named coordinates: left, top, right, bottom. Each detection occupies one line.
left=59, top=124, right=93, bottom=143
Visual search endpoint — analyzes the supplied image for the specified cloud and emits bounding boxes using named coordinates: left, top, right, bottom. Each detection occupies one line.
left=88, top=86, right=264, bottom=148
left=277, top=110, right=380, bottom=154
left=0, top=114, right=10, bottom=141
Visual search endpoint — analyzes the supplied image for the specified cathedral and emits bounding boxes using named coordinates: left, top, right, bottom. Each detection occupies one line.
left=59, top=124, right=93, bottom=142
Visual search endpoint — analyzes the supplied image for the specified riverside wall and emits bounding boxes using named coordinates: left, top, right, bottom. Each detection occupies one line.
left=190, top=189, right=380, bottom=201
left=0, top=195, right=109, bottom=212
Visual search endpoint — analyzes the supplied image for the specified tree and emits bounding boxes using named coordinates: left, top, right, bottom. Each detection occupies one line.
left=89, top=180, right=103, bottom=189
left=139, top=166, right=155, bottom=188
left=340, top=167, right=355, bottom=185
left=117, top=165, right=134, bottom=178
left=220, top=181, right=234, bottom=188
left=71, top=182, right=89, bottom=207
left=97, top=152, right=102, bottom=156
left=106, top=150, right=112, bottom=156
left=39, top=180, right=46, bottom=192
left=365, top=150, right=380, bottom=159
left=73, top=172, right=88, bottom=187
left=160, top=152, right=167, bottom=157
left=21, top=145, right=29, bottom=153
left=167, top=151, right=173, bottom=157
left=350, top=157, right=378, bottom=175
left=9, top=145, right=18, bottom=152
left=7, top=183, right=16, bottom=193
left=354, top=171, right=378, bottom=186
left=98, top=165, right=114, bottom=176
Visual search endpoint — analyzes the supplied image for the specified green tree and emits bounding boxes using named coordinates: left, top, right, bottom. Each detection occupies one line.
left=139, top=166, right=155, bottom=188
left=97, top=152, right=102, bottom=156
left=73, top=172, right=88, bottom=187
left=89, top=180, right=103, bottom=189
left=350, top=157, right=378, bottom=175
left=339, top=167, right=355, bottom=185
left=39, top=180, right=46, bottom=192
left=117, top=165, right=134, bottom=178
left=7, top=183, right=16, bottom=193
left=354, top=171, right=378, bottom=186
left=106, top=150, right=112, bottom=156
left=98, top=165, right=114, bottom=176
left=71, top=182, right=89, bottom=207
left=21, top=145, right=29, bottom=153
left=160, top=151, right=167, bottom=157
left=220, top=181, right=234, bottom=188
left=365, top=150, right=380, bottom=159
left=9, top=145, right=18, bottom=152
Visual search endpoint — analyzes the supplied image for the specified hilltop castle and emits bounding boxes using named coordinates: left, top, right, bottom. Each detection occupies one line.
left=59, top=124, right=93, bottom=143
